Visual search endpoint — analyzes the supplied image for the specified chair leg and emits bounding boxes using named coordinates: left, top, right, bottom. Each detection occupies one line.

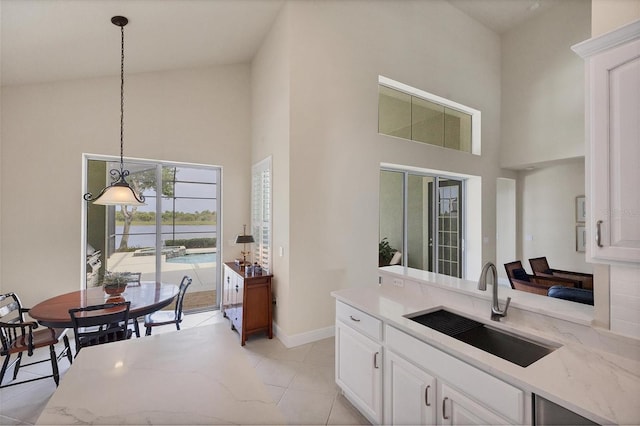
left=145, top=326, right=152, bottom=336
left=133, top=319, right=141, bottom=338
left=12, top=352, right=23, bottom=380
left=0, top=354, right=11, bottom=385
left=49, top=345, right=60, bottom=386
left=63, top=335, right=73, bottom=365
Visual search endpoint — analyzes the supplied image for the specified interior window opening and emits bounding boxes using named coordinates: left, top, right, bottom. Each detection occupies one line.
left=380, top=168, right=465, bottom=279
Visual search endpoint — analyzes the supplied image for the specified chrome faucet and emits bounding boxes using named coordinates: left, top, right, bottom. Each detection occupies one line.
left=478, top=262, right=511, bottom=321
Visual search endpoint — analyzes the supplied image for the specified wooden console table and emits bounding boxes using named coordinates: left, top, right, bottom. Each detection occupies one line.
left=222, top=262, right=273, bottom=345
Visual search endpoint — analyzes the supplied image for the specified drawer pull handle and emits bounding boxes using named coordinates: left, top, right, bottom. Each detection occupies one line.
left=442, top=397, right=449, bottom=420
left=596, top=220, right=603, bottom=247
left=349, top=315, right=360, bottom=322
left=425, top=385, right=431, bottom=406
left=373, top=352, right=379, bottom=369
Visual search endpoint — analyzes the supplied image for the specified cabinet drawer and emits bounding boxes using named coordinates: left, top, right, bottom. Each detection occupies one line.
left=336, top=301, right=382, bottom=341
left=386, top=325, right=523, bottom=424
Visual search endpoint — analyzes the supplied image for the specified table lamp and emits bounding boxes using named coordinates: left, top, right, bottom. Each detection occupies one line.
left=234, top=224, right=255, bottom=268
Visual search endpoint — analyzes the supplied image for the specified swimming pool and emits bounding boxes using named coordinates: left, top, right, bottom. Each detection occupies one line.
left=166, top=252, right=216, bottom=264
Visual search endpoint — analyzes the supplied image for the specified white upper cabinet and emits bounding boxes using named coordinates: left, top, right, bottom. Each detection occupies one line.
left=573, top=20, right=640, bottom=264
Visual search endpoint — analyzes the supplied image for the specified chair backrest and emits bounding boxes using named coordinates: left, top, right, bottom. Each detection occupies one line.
left=174, top=276, right=193, bottom=320
left=0, top=293, right=25, bottom=353
left=69, top=301, right=131, bottom=355
left=529, top=257, right=551, bottom=275
left=504, top=261, right=530, bottom=288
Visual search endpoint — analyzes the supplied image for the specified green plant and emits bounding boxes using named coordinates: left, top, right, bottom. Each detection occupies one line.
left=379, top=238, right=397, bottom=266
left=102, top=272, right=129, bottom=287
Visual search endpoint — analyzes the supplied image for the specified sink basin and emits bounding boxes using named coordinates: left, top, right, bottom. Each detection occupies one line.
left=407, top=309, right=557, bottom=367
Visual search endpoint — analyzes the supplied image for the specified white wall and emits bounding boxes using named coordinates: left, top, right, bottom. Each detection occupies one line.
left=272, top=0, right=502, bottom=339
left=1, top=65, right=252, bottom=307
left=251, top=6, right=292, bottom=332
left=518, top=160, right=592, bottom=274
left=501, top=0, right=591, bottom=168
left=592, top=0, right=640, bottom=36
left=496, top=178, right=516, bottom=282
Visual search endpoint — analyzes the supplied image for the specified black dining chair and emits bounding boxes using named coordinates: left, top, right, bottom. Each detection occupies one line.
left=0, top=292, right=72, bottom=389
left=144, top=276, right=192, bottom=336
left=69, top=301, right=132, bottom=357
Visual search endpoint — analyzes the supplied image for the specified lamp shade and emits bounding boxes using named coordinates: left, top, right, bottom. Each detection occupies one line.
left=234, top=234, right=255, bottom=244
left=92, top=182, right=145, bottom=206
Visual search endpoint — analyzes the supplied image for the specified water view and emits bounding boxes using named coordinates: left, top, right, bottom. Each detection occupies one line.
left=115, top=224, right=216, bottom=248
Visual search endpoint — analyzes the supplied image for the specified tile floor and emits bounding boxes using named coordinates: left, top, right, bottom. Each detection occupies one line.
left=0, top=310, right=369, bottom=425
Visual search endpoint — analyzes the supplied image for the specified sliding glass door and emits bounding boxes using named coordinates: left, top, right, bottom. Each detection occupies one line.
left=379, top=169, right=464, bottom=278
left=85, top=158, right=221, bottom=311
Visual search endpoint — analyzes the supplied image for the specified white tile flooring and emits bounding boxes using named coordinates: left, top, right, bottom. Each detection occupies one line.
left=0, top=310, right=369, bottom=425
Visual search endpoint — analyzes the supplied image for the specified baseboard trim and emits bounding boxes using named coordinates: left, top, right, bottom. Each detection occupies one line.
left=273, top=322, right=335, bottom=348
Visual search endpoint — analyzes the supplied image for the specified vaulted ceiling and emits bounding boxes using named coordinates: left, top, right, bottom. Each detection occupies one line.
left=1, top=0, right=561, bottom=87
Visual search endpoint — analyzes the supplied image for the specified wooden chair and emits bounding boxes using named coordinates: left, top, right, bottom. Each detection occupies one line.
left=69, top=301, right=132, bottom=357
left=144, top=276, right=192, bottom=336
left=0, top=292, right=72, bottom=389
left=504, top=261, right=579, bottom=296
left=529, top=257, right=594, bottom=290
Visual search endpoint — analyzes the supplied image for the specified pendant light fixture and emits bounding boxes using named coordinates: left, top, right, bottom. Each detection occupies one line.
left=84, top=16, right=145, bottom=206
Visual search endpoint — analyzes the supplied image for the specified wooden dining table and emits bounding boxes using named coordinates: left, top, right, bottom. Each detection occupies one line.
left=29, top=282, right=179, bottom=329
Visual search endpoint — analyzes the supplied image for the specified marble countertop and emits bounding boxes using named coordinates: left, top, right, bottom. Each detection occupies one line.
left=332, top=279, right=640, bottom=425
left=37, top=323, right=285, bottom=425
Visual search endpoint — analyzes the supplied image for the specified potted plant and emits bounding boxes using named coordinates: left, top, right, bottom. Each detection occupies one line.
left=102, top=272, right=129, bottom=296
left=379, top=238, right=397, bottom=267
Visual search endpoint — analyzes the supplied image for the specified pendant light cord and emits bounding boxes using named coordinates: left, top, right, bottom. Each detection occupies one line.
left=119, top=24, right=125, bottom=174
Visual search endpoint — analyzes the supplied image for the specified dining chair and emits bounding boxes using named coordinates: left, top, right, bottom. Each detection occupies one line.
left=144, top=276, right=192, bottom=336
left=0, top=292, right=72, bottom=389
left=69, top=301, right=132, bottom=357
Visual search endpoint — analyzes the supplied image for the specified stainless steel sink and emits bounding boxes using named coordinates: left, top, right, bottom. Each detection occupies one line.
left=406, top=309, right=557, bottom=367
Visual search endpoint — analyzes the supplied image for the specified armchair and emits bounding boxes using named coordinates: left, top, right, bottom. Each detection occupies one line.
left=529, top=257, right=593, bottom=290
left=504, top=261, right=580, bottom=296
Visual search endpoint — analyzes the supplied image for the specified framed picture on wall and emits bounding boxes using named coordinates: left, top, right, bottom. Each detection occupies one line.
left=575, top=195, right=586, bottom=223
left=576, top=225, right=586, bottom=252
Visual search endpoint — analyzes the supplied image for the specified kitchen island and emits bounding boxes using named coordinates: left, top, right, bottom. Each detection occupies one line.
left=37, top=323, right=285, bottom=425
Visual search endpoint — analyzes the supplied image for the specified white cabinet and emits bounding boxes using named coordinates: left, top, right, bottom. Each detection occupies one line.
left=384, top=349, right=437, bottom=425
left=573, top=21, right=640, bottom=263
left=440, top=383, right=512, bottom=425
left=385, top=325, right=525, bottom=425
left=335, top=302, right=383, bottom=424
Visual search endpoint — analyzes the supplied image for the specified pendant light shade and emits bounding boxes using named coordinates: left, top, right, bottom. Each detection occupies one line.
left=84, top=15, right=145, bottom=206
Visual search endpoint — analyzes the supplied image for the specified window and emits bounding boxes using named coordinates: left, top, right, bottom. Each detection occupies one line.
left=380, top=168, right=465, bottom=278
left=84, top=157, right=221, bottom=310
left=252, top=157, right=272, bottom=274
left=378, top=76, right=480, bottom=155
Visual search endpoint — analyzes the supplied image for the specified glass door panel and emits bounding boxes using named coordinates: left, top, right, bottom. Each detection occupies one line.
left=379, top=170, right=404, bottom=266
left=85, top=160, right=220, bottom=311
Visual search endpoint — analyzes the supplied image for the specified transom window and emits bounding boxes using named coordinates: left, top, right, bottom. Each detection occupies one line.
left=378, top=76, right=481, bottom=155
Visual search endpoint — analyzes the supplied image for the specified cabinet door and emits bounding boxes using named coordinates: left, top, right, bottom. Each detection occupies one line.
left=384, top=350, right=437, bottom=425
left=335, top=321, right=382, bottom=424
left=588, top=36, right=640, bottom=263
left=439, top=383, right=510, bottom=425
left=222, top=266, right=234, bottom=315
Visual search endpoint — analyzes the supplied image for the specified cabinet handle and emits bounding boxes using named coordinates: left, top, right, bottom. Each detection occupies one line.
left=373, top=352, right=379, bottom=369
left=442, top=397, right=449, bottom=420
left=596, top=220, right=604, bottom=247
left=425, top=385, right=431, bottom=406
left=227, top=276, right=230, bottom=283
left=349, top=315, right=361, bottom=322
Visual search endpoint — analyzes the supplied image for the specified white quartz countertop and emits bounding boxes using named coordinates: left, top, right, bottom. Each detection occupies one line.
left=332, top=284, right=640, bottom=425
left=37, top=323, right=285, bottom=425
